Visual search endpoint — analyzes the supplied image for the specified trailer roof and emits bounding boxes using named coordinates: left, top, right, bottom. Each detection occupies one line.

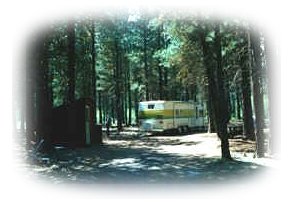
left=139, top=100, right=166, bottom=104
left=139, top=100, right=195, bottom=104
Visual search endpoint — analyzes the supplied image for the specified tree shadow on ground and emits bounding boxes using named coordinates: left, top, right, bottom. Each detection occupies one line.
left=25, top=135, right=267, bottom=184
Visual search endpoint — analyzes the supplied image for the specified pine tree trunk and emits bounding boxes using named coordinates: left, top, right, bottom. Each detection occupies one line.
left=164, top=68, right=168, bottom=100
left=98, top=91, right=102, bottom=124
left=91, top=20, right=97, bottom=124
left=67, top=21, right=76, bottom=104
left=200, top=29, right=216, bottom=133
left=158, top=24, right=164, bottom=100
left=158, top=64, right=163, bottom=100
left=264, top=38, right=277, bottom=155
left=236, top=85, right=242, bottom=120
left=124, top=90, right=128, bottom=126
left=200, top=23, right=232, bottom=159
left=134, top=89, right=139, bottom=125
left=20, top=103, right=25, bottom=134
left=34, top=36, right=53, bottom=150
left=241, top=32, right=255, bottom=140
left=123, top=52, right=128, bottom=126
left=48, top=64, right=53, bottom=107
left=128, top=64, right=132, bottom=125
left=111, top=97, right=115, bottom=124
left=206, top=90, right=216, bottom=133
left=214, top=23, right=232, bottom=160
left=102, top=94, right=106, bottom=124
left=114, top=38, right=123, bottom=131
left=250, top=30, right=266, bottom=157
left=218, top=124, right=232, bottom=159
left=26, top=48, right=36, bottom=148
left=143, top=21, right=149, bottom=101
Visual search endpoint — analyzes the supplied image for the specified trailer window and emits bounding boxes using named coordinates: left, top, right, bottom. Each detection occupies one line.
left=148, top=104, right=155, bottom=109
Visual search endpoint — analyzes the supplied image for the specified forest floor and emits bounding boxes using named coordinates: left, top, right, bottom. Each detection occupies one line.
left=13, top=131, right=278, bottom=184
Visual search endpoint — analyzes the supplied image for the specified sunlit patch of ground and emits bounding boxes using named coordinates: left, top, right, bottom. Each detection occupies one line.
left=229, top=138, right=256, bottom=153
left=14, top=132, right=275, bottom=184
left=109, top=133, right=222, bottom=158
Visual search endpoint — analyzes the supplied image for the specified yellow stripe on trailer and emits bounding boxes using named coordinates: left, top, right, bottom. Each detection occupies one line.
left=139, top=109, right=195, bottom=119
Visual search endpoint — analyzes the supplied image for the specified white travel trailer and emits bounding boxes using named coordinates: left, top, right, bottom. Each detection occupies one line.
left=138, top=100, right=206, bottom=133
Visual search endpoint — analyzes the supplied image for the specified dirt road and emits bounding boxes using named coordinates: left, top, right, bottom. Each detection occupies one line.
left=14, top=133, right=272, bottom=184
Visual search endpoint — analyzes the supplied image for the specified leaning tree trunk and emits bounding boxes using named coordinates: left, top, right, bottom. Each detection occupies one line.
left=250, top=30, right=266, bottom=158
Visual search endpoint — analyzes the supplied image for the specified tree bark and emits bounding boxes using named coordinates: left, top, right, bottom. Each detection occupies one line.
left=240, top=34, right=255, bottom=140
left=67, top=21, right=76, bottom=104
left=200, top=23, right=232, bottom=159
left=158, top=23, right=164, bottom=100
left=264, top=37, right=278, bottom=155
left=98, top=91, right=102, bottom=124
left=26, top=44, right=37, bottom=149
left=34, top=35, right=53, bottom=151
left=114, top=37, right=123, bottom=131
left=236, top=85, right=242, bottom=120
left=143, top=20, right=149, bottom=101
left=250, top=30, right=266, bottom=157
left=20, top=102, right=25, bottom=134
left=134, top=89, right=139, bottom=124
left=200, top=29, right=216, bottom=133
left=207, top=99, right=216, bottom=133
left=214, top=23, right=232, bottom=159
left=91, top=20, right=97, bottom=124
left=127, top=62, right=132, bottom=126
left=164, top=68, right=168, bottom=100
